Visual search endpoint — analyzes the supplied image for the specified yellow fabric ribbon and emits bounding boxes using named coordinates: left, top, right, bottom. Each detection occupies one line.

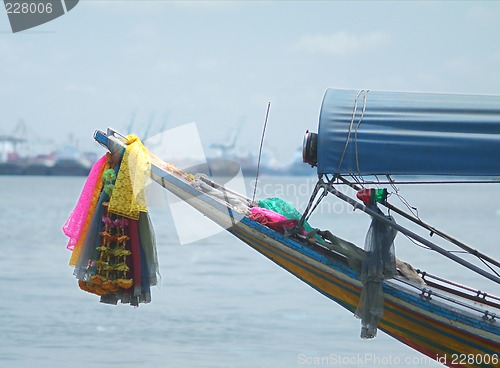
left=108, top=134, right=151, bottom=220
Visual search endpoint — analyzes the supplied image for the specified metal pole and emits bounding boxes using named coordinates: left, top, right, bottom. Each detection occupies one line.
left=321, top=182, right=500, bottom=285
left=336, top=176, right=500, bottom=270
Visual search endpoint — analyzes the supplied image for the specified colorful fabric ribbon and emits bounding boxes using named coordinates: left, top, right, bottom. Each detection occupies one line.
left=108, top=134, right=150, bottom=220
left=63, top=154, right=108, bottom=251
left=64, top=137, right=159, bottom=307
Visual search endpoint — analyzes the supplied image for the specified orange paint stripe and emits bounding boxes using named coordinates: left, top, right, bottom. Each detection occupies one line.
left=234, top=226, right=498, bottom=364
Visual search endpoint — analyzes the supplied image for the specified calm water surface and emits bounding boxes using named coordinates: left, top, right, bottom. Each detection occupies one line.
left=0, top=176, right=498, bottom=368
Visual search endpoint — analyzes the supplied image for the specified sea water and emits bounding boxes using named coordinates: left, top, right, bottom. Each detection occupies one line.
left=0, top=175, right=498, bottom=368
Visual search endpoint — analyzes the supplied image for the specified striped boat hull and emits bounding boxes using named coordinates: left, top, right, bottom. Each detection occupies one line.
left=152, top=166, right=499, bottom=368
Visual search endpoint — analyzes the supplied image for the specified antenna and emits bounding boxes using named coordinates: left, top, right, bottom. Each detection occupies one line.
left=252, top=102, right=271, bottom=203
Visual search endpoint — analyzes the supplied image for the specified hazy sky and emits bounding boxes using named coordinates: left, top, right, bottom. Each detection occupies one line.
left=1, top=1, right=500, bottom=161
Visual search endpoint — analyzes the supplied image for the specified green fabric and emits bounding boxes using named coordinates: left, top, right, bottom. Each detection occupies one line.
left=258, top=198, right=366, bottom=272
left=258, top=197, right=314, bottom=233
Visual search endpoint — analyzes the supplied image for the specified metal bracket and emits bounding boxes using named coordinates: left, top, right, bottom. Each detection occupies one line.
left=93, top=128, right=128, bottom=154
left=482, top=311, right=497, bottom=323
left=420, top=288, right=433, bottom=301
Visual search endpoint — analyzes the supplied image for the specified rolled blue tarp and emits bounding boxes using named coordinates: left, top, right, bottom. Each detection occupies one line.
left=317, top=89, right=500, bottom=177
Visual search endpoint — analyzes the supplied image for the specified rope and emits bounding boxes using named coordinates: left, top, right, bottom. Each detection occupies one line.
left=336, top=90, right=363, bottom=173
left=336, top=89, right=369, bottom=177
left=387, top=175, right=420, bottom=220
left=354, top=90, right=369, bottom=177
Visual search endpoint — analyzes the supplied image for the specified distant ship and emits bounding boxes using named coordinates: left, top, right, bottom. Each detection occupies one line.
left=205, top=122, right=313, bottom=177
left=0, top=141, right=95, bottom=176
left=0, top=119, right=313, bottom=177
left=48, top=145, right=95, bottom=176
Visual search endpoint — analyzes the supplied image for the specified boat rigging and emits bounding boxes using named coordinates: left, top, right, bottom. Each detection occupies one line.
left=65, top=88, right=500, bottom=367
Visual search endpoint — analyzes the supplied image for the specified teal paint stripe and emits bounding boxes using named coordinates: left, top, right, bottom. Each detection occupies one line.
left=229, top=224, right=498, bottom=355
left=154, top=167, right=499, bottom=354
left=382, top=300, right=498, bottom=355
left=228, top=224, right=360, bottom=303
left=381, top=318, right=470, bottom=357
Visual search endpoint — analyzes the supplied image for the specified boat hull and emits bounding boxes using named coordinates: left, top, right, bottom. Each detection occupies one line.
left=150, top=164, right=500, bottom=367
